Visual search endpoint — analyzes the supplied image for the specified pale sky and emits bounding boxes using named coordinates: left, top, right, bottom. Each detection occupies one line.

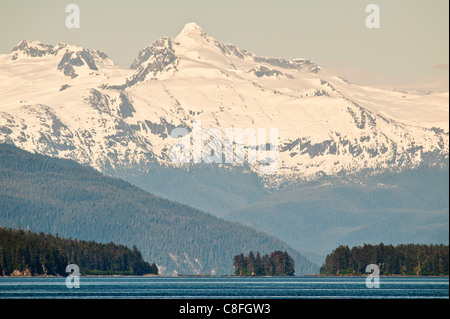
left=0, top=0, right=448, bottom=91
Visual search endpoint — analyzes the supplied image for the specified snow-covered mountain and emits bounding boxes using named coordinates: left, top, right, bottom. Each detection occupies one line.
left=0, top=22, right=448, bottom=187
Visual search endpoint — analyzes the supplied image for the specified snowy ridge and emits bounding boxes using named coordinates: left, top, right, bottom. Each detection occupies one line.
left=0, top=23, right=448, bottom=186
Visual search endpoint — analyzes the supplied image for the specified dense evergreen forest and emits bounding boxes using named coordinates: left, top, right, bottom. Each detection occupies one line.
left=0, top=227, right=158, bottom=276
left=233, top=251, right=295, bottom=276
left=0, top=143, right=318, bottom=275
left=320, top=243, right=449, bottom=276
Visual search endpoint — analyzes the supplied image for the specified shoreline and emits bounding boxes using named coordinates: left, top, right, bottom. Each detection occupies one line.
left=306, top=274, right=450, bottom=277
left=0, top=274, right=163, bottom=278
left=1, top=274, right=448, bottom=278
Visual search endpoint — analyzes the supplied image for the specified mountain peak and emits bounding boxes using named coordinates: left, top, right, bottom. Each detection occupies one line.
left=13, top=40, right=45, bottom=49
left=176, top=22, right=206, bottom=39
left=13, top=40, right=52, bottom=51
left=10, top=40, right=58, bottom=60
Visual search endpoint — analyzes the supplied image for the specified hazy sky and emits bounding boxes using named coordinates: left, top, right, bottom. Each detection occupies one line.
left=0, top=0, right=448, bottom=91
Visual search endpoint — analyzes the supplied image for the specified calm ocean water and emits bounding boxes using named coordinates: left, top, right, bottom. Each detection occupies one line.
left=0, top=276, right=448, bottom=299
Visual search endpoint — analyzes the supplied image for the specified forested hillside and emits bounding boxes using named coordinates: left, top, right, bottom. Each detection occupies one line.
left=0, top=227, right=157, bottom=276
left=0, top=143, right=318, bottom=275
left=320, top=243, right=449, bottom=276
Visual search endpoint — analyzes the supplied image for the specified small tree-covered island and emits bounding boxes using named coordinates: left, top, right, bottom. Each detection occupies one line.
left=320, top=243, right=449, bottom=276
left=0, top=227, right=159, bottom=276
left=233, top=251, right=295, bottom=276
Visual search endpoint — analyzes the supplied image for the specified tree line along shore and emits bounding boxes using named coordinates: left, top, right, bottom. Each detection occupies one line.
left=0, top=227, right=158, bottom=276
left=1, top=227, right=448, bottom=277
left=320, top=243, right=449, bottom=276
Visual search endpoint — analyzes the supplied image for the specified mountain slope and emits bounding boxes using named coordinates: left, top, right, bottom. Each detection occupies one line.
left=225, top=167, right=449, bottom=264
left=0, top=143, right=318, bottom=275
